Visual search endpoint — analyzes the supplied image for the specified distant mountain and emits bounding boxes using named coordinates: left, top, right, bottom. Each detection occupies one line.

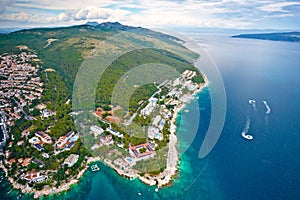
left=232, top=32, right=300, bottom=42
left=85, top=21, right=99, bottom=27
left=96, top=22, right=137, bottom=31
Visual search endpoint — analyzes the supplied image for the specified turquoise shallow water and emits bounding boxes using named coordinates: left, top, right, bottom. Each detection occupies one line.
left=1, top=35, right=300, bottom=200
left=0, top=90, right=221, bottom=200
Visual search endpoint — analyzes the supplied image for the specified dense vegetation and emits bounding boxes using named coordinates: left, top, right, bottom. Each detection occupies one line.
left=1, top=23, right=205, bottom=185
left=0, top=23, right=203, bottom=111
left=96, top=48, right=202, bottom=110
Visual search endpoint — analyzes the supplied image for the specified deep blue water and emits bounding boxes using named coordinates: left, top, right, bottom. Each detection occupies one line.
left=193, top=35, right=300, bottom=200
left=1, top=35, right=300, bottom=200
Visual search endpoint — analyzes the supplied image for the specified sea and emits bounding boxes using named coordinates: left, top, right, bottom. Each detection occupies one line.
left=1, top=34, right=300, bottom=200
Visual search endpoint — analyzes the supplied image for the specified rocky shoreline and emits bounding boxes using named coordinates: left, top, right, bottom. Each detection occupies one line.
left=0, top=74, right=208, bottom=198
left=100, top=74, right=208, bottom=189
left=0, top=160, right=89, bottom=199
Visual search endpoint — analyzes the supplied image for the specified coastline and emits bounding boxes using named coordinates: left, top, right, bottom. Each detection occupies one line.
left=31, top=157, right=106, bottom=198
left=0, top=159, right=89, bottom=199
left=100, top=73, right=209, bottom=189
left=1, top=30, right=296, bottom=200
left=0, top=60, right=209, bottom=199
left=0, top=74, right=208, bottom=199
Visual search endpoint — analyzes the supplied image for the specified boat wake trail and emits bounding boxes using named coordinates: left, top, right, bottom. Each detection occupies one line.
left=249, top=99, right=256, bottom=111
left=265, top=115, right=269, bottom=130
left=241, top=115, right=253, bottom=140
left=262, top=100, right=271, bottom=114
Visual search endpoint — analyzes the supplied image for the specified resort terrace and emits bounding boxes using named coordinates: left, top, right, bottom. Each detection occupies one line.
left=129, top=143, right=155, bottom=160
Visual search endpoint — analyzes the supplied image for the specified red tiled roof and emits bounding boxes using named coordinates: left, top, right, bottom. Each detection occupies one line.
left=22, top=158, right=31, bottom=167
left=129, top=143, right=155, bottom=158
left=8, top=158, right=15, bottom=165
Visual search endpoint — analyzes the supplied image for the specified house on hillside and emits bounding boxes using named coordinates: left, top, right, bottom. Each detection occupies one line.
left=64, top=154, right=79, bottom=167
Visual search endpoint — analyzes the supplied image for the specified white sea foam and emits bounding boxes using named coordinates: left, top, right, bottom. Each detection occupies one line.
left=262, top=100, right=271, bottom=114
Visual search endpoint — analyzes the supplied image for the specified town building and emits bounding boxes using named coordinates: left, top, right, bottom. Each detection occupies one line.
left=141, top=97, right=158, bottom=116
left=64, top=154, right=79, bottom=167
left=40, top=109, right=54, bottom=118
left=34, top=143, right=44, bottom=151
left=100, top=134, right=114, bottom=145
left=35, top=131, right=52, bottom=144
left=90, top=125, right=104, bottom=136
left=108, top=128, right=123, bottom=138
left=56, top=131, right=75, bottom=150
left=29, top=136, right=40, bottom=144
left=22, top=158, right=31, bottom=167
left=129, top=143, right=155, bottom=161
left=23, top=171, right=47, bottom=183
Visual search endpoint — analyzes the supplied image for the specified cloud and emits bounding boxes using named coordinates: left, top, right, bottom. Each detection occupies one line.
left=0, top=6, right=131, bottom=25
left=0, top=0, right=261, bottom=28
left=259, top=2, right=300, bottom=12
left=0, top=12, right=40, bottom=23
left=0, top=0, right=299, bottom=29
left=13, top=0, right=115, bottom=11
left=122, top=0, right=255, bottom=28
left=0, top=0, right=15, bottom=14
left=56, top=6, right=131, bottom=22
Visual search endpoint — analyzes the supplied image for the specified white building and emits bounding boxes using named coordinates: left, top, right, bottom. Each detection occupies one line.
left=147, top=126, right=159, bottom=140
left=42, top=153, right=49, bottom=158
left=35, top=131, right=52, bottom=144
left=29, top=136, right=40, bottom=144
left=56, top=131, right=75, bottom=149
left=172, top=77, right=180, bottom=87
left=158, top=119, right=166, bottom=131
left=64, top=154, right=79, bottom=167
left=152, top=115, right=161, bottom=127
left=141, top=97, right=158, bottom=116
left=90, top=125, right=104, bottom=136
left=108, top=128, right=123, bottom=138
left=23, top=171, right=48, bottom=183
left=40, top=109, right=54, bottom=118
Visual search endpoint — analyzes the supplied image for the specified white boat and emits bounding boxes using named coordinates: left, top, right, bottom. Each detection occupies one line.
left=248, top=99, right=256, bottom=104
left=262, top=101, right=271, bottom=114
left=241, top=132, right=253, bottom=140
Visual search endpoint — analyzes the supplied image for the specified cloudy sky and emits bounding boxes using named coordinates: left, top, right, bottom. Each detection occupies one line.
left=0, top=0, right=300, bottom=29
